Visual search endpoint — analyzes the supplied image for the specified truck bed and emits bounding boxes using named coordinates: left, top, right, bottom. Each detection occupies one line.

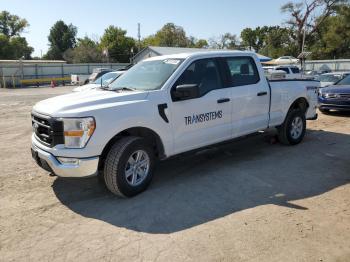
left=268, top=79, right=319, bottom=127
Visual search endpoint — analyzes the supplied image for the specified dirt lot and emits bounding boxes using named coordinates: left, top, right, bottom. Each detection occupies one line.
left=0, top=86, right=349, bottom=262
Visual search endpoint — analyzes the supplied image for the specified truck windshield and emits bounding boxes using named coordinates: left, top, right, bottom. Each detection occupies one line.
left=109, top=59, right=183, bottom=91
left=317, top=74, right=341, bottom=83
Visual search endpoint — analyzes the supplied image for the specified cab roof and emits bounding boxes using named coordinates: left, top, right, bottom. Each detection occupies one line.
left=144, top=50, right=257, bottom=61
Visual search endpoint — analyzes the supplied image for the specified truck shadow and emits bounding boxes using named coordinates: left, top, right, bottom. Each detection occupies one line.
left=52, top=130, right=350, bottom=234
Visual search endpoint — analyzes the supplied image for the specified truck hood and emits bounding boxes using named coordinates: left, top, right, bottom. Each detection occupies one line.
left=321, top=85, right=350, bottom=94
left=33, top=89, right=149, bottom=116
left=72, top=83, right=100, bottom=92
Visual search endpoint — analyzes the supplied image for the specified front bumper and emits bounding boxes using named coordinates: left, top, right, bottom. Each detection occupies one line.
left=318, top=97, right=350, bottom=111
left=319, top=104, right=350, bottom=111
left=31, top=142, right=99, bottom=178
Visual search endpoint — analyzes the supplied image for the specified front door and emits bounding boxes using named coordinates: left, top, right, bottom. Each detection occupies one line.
left=168, top=58, right=232, bottom=155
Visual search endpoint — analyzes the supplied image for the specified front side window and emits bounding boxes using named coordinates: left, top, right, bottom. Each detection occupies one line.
left=225, top=57, right=260, bottom=86
left=109, top=59, right=183, bottom=91
left=290, top=67, right=300, bottom=74
left=174, top=58, right=222, bottom=96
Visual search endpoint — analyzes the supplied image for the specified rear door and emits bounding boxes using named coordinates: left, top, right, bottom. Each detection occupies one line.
left=168, top=58, right=232, bottom=154
left=222, top=56, right=270, bottom=137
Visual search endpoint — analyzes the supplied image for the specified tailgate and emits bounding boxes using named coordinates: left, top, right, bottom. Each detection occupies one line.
left=305, top=83, right=319, bottom=119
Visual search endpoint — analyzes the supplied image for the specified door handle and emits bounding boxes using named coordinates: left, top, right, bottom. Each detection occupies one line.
left=257, top=91, right=268, bottom=96
left=217, top=98, right=230, bottom=104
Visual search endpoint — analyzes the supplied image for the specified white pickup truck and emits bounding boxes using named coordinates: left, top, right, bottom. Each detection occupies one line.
left=31, top=51, right=319, bottom=197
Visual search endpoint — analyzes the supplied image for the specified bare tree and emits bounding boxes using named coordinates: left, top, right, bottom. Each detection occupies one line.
left=281, top=0, right=346, bottom=52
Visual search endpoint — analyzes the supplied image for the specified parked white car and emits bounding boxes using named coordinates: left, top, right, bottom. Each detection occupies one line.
left=31, top=51, right=319, bottom=197
left=71, top=68, right=114, bottom=86
left=264, top=65, right=302, bottom=79
left=73, top=71, right=125, bottom=92
left=264, top=69, right=286, bottom=80
left=275, top=56, right=299, bottom=64
left=71, top=74, right=89, bottom=86
left=316, top=72, right=350, bottom=87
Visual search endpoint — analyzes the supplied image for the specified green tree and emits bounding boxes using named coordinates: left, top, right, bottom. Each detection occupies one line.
left=141, top=34, right=160, bottom=47
left=240, top=28, right=257, bottom=51
left=45, top=20, right=77, bottom=60
left=188, top=36, right=209, bottom=48
left=240, top=26, right=269, bottom=53
left=209, top=33, right=238, bottom=49
left=100, top=26, right=135, bottom=62
left=262, top=26, right=298, bottom=58
left=63, top=36, right=103, bottom=63
left=0, top=11, right=33, bottom=59
left=311, top=4, right=350, bottom=59
left=0, top=34, right=11, bottom=59
left=9, top=36, right=34, bottom=59
left=151, top=23, right=189, bottom=47
left=194, top=39, right=209, bottom=48
left=0, top=11, right=28, bottom=37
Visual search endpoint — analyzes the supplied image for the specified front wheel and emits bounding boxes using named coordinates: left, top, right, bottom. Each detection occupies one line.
left=103, top=137, right=155, bottom=197
left=277, top=109, right=306, bottom=145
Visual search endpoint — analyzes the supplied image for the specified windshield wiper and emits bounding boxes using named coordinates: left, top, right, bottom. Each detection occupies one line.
left=114, top=87, right=136, bottom=91
left=98, top=85, right=110, bottom=90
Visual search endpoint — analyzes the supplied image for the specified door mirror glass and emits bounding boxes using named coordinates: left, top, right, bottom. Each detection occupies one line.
left=173, top=84, right=199, bottom=100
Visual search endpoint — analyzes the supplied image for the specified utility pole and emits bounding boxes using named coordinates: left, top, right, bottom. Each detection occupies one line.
left=137, top=23, right=141, bottom=52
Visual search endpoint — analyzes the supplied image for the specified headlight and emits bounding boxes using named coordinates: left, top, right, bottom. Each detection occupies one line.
left=61, top=117, right=95, bottom=148
left=323, top=93, right=336, bottom=99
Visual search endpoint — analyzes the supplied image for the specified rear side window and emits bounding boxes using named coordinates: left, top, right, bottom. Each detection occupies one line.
left=225, top=57, right=260, bottom=87
left=175, top=58, right=222, bottom=96
left=291, top=67, right=300, bottom=74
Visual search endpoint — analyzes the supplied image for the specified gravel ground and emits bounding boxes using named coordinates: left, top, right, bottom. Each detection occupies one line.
left=0, top=86, right=349, bottom=262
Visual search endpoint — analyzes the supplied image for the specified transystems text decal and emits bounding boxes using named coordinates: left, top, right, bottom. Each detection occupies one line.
left=184, top=110, right=222, bottom=125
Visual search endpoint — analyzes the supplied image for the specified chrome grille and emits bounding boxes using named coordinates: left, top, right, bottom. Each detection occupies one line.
left=31, top=113, right=64, bottom=147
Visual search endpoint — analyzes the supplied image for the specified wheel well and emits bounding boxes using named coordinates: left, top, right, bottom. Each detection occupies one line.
left=98, top=127, right=165, bottom=171
left=289, top=97, right=309, bottom=113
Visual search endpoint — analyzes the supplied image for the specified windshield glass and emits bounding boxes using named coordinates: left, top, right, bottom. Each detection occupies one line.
left=93, top=72, right=120, bottom=85
left=335, top=75, right=350, bottom=85
left=109, top=59, right=183, bottom=91
left=316, top=74, right=342, bottom=83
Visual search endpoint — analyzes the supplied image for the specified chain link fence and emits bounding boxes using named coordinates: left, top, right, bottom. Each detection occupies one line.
left=0, top=62, right=130, bottom=88
left=305, top=59, right=350, bottom=73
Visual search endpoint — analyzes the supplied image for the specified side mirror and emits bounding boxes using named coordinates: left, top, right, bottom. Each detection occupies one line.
left=173, top=84, right=199, bottom=100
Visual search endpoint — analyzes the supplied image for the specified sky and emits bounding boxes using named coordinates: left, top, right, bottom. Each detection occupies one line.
left=1, top=0, right=290, bottom=57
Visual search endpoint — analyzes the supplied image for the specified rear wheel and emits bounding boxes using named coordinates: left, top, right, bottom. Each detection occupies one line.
left=277, top=109, right=306, bottom=145
left=103, top=136, right=155, bottom=197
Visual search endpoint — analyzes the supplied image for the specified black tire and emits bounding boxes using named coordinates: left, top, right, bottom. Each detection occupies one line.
left=277, top=108, right=306, bottom=145
left=83, top=79, right=89, bottom=85
left=103, top=136, right=155, bottom=197
left=319, top=108, right=330, bottom=113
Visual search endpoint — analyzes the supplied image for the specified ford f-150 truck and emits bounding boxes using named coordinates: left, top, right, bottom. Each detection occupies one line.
left=31, top=51, right=319, bottom=197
